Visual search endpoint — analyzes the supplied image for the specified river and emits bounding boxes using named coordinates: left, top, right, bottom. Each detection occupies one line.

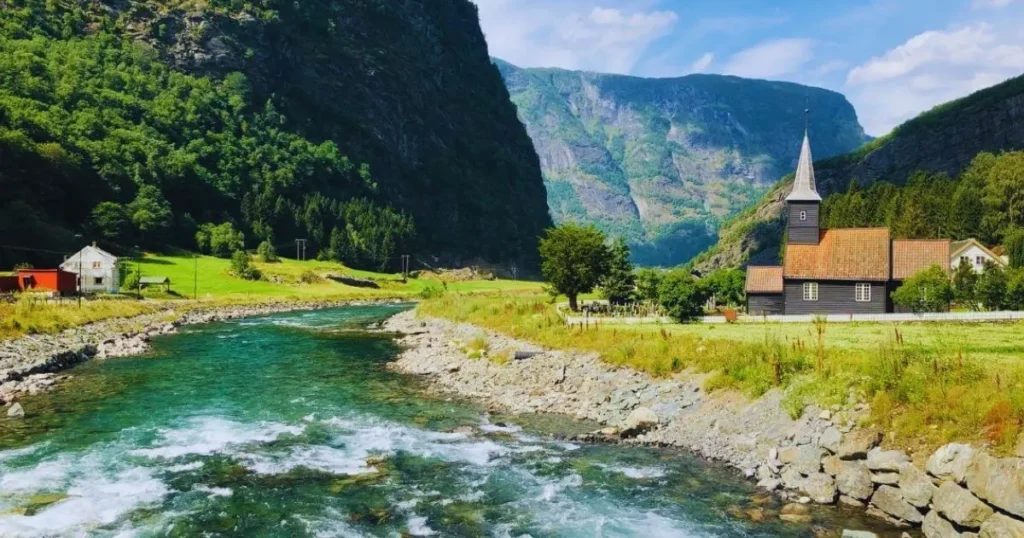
left=0, top=305, right=895, bottom=537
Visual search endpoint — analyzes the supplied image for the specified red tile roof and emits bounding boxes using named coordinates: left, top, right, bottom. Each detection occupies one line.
left=745, top=266, right=784, bottom=293
left=892, top=239, right=950, bottom=280
left=784, top=228, right=891, bottom=281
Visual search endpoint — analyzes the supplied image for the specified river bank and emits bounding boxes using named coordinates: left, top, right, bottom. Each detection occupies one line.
left=385, top=310, right=1024, bottom=536
left=0, top=298, right=406, bottom=408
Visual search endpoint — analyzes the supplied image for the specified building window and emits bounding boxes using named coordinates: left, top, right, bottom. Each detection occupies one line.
left=803, top=282, right=818, bottom=301
left=94, top=277, right=104, bottom=285
left=960, top=256, right=970, bottom=265
left=92, top=261, right=101, bottom=269
left=799, top=211, right=807, bottom=221
left=855, top=283, right=871, bottom=302
left=976, top=256, right=985, bottom=266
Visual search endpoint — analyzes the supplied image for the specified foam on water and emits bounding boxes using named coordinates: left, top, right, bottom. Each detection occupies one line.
left=130, top=416, right=303, bottom=459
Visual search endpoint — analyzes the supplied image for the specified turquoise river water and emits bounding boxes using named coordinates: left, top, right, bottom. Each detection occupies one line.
left=0, top=305, right=898, bottom=537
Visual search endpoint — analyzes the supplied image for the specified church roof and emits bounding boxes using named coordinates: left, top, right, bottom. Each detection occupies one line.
left=892, top=240, right=951, bottom=280
left=745, top=266, right=784, bottom=294
left=784, top=228, right=891, bottom=281
left=785, top=131, right=822, bottom=202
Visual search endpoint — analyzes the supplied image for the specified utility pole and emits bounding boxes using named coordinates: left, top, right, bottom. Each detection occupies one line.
left=136, top=247, right=142, bottom=299
left=295, top=239, right=308, bottom=261
left=510, top=264, right=518, bottom=281
left=193, top=254, right=198, bottom=300
left=400, top=254, right=410, bottom=282
left=74, top=234, right=83, bottom=308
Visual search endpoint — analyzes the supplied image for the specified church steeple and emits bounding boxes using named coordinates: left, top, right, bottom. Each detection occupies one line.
left=786, top=110, right=821, bottom=202
left=786, top=109, right=822, bottom=245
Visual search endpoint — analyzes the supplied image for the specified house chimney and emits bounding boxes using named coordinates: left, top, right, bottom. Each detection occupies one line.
left=92, top=241, right=97, bottom=248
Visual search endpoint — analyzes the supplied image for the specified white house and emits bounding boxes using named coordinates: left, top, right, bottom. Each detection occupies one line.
left=950, top=239, right=1008, bottom=273
left=60, top=243, right=120, bottom=293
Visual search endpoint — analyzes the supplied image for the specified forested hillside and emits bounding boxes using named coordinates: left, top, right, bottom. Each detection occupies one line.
left=497, top=59, right=869, bottom=266
left=692, top=74, right=1024, bottom=271
left=0, top=0, right=551, bottom=271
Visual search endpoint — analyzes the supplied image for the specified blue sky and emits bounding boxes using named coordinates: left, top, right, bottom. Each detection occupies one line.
left=473, top=0, right=1024, bottom=136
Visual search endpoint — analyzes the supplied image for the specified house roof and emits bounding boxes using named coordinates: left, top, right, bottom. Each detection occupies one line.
left=745, top=266, right=784, bottom=294
left=62, top=244, right=118, bottom=265
left=784, top=228, right=891, bottom=281
left=785, top=131, right=822, bottom=202
left=950, top=238, right=1007, bottom=267
left=892, top=240, right=950, bottom=280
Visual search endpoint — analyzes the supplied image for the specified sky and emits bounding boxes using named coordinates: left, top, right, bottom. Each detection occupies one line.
left=473, top=0, right=1024, bottom=136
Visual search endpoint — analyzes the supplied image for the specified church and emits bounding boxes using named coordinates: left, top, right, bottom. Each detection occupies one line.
left=745, top=130, right=951, bottom=315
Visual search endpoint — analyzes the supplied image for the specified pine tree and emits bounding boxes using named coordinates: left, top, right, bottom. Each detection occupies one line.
left=599, top=237, right=636, bottom=305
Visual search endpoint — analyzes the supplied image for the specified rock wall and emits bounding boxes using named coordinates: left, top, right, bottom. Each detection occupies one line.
left=386, top=311, right=1024, bottom=535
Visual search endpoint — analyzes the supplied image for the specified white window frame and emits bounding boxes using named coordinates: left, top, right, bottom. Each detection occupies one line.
left=976, top=256, right=985, bottom=266
left=799, top=210, right=807, bottom=221
left=855, top=283, right=871, bottom=303
left=803, top=282, right=818, bottom=301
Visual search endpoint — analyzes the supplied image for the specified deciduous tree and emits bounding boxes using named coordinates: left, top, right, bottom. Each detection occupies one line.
left=538, top=224, right=610, bottom=312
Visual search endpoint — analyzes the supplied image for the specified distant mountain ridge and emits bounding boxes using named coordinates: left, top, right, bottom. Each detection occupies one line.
left=496, top=59, right=870, bottom=266
left=692, top=73, right=1024, bottom=272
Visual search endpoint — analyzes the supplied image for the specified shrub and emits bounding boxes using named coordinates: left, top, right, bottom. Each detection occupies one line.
left=657, top=270, right=709, bottom=323
left=978, top=262, right=1008, bottom=310
left=196, top=222, right=244, bottom=258
left=230, top=250, right=260, bottom=280
left=1007, top=268, right=1024, bottom=310
left=892, top=265, right=952, bottom=313
left=121, top=270, right=141, bottom=293
left=635, top=268, right=663, bottom=303
left=1006, top=229, right=1024, bottom=269
left=299, top=270, right=324, bottom=284
left=257, top=240, right=279, bottom=263
left=952, top=261, right=979, bottom=309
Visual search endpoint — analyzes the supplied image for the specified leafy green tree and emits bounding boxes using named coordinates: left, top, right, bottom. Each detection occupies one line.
left=635, top=268, right=663, bottom=303
left=891, top=265, right=952, bottom=313
left=129, top=185, right=173, bottom=242
left=657, top=270, right=709, bottom=323
left=89, top=202, right=133, bottom=247
left=702, top=268, right=746, bottom=307
left=196, top=223, right=245, bottom=258
left=538, top=223, right=611, bottom=311
left=982, top=152, right=1024, bottom=238
left=257, top=240, right=280, bottom=263
left=599, top=237, right=635, bottom=305
left=1007, top=269, right=1024, bottom=311
left=120, top=270, right=141, bottom=294
left=978, top=262, right=1009, bottom=311
left=230, top=250, right=260, bottom=281
left=952, top=262, right=980, bottom=310
left=1005, top=229, right=1024, bottom=269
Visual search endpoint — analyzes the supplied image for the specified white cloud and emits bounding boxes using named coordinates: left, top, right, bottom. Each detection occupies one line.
left=473, top=0, right=677, bottom=74
left=690, top=52, right=714, bottom=73
left=721, top=39, right=816, bottom=79
left=846, top=23, right=1024, bottom=134
left=973, top=0, right=1018, bottom=8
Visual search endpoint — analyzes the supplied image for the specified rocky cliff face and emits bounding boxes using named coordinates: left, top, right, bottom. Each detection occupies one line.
left=497, top=60, right=869, bottom=266
left=693, top=74, right=1024, bottom=272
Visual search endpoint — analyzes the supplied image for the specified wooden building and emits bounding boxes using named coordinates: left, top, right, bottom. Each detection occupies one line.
left=15, top=269, right=78, bottom=294
left=746, top=129, right=951, bottom=315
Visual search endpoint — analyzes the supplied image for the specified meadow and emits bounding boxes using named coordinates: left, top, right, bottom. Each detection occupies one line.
left=420, top=293, right=1024, bottom=454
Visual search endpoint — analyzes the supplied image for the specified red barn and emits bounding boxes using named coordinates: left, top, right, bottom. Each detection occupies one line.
left=16, top=269, right=78, bottom=294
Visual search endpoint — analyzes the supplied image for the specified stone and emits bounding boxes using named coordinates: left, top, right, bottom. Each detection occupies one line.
left=780, top=503, right=812, bottom=523
left=979, top=513, right=1024, bottom=538
left=923, top=510, right=961, bottom=538
left=769, top=447, right=779, bottom=461
left=782, top=466, right=806, bottom=490
left=802, top=473, right=838, bottom=504
left=757, top=477, right=781, bottom=491
left=838, top=429, right=883, bottom=460
left=840, top=495, right=867, bottom=508
left=823, top=455, right=843, bottom=477
left=841, top=531, right=877, bottom=538
left=934, top=481, right=993, bottom=529
left=870, top=485, right=924, bottom=524
left=6, top=402, right=24, bottom=418
left=820, top=410, right=832, bottom=421
left=779, top=445, right=824, bottom=475
left=620, top=407, right=658, bottom=437
left=928, top=443, right=976, bottom=484
left=820, top=427, right=843, bottom=454
left=599, top=427, right=620, bottom=436
left=872, top=472, right=899, bottom=485
left=898, top=463, right=936, bottom=508
left=836, top=462, right=875, bottom=501
left=966, top=452, right=1024, bottom=519
left=866, top=447, right=911, bottom=471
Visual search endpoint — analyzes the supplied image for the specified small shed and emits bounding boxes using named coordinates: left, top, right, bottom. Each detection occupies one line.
left=140, top=276, right=171, bottom=292
left=16, top=269, right=78, bottom=294
left=745, top=266, right=784, bottom=315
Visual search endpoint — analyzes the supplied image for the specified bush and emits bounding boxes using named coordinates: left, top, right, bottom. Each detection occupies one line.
left=121, top=270, right=141, bottom=293
left=257, top=240, right=280, bottom=263
left=1007, top=269, right=1024, bottom=310
left=230, top=250, right=261, bottom=280
left=635, top=268, right=663, bottom=303
left=196, top=222, right=244, bottom=258
left=1007, top=229, right=1024, bottom=269
left=657, top=270, right=709, bottom=323
left=892, top=265, right=952, bottom=313
left=952, top=261, right=979, bottom=309
left=299, top=270, right=324, bottom=284
left=978, top=262, right=1008, bottom=310
left=702, top=268, right=746, bottom=307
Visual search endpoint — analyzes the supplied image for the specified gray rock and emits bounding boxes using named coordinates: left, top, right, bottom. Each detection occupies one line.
left=779, top=445, right=824, bottom=475
left=928, top=443, right=976, bottom=484
left=966, top=452, right=1024, bottom=519
left=870, top=485, right=924, bottom=524
left=820, top=427, right=843, bottom=454
left=837, top=461, right=876, bottom=501
left=979, top=513, right=1024, bottom=538
left=823, top=455, right=843, bottom=477
left=866, top=447, right=911, bottom=471
left=923, top=509, right=961, bottom=538
left=899, top=463, right=936, bottom=508
left=6, top=402, right=24, bottom=418
left=840, top=495, right=867, bottom=508
left=802, top=472, right=838, bottom=504
left=935, top=481, right=994, bottom=529
left=841, top=531, right=878, bottom=538
left=781, top=465, right=806, bottom=490
left=838, top=429, right=883, bottom=460
left=779, top=503, right=812, bottom=523
left=620, top=406, right=659, bottom=437
left=872, top=472, right=900, bottom=485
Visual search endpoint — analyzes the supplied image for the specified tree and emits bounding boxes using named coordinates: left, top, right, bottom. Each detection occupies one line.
left=982, top=152, right=1024, bottom=238
left=1007, top=269, right=1024, bottom=311
left=538, top=223, right=611, bottom=311
left=702, top=268, right=746, bottom=308
left=257, top=240, right=279, bottom=263
left=1006, top=229, right=1024, bottom=269
left=599, top=237, right=635, bottom=305
left=952, top=262, right=980, bottom=310
left=891, top=265, right=952, bottom=313
left=658, top=270, right=709, bottom=323
left=90, top=201, right=133, bottom=247
left=635, top=268, right=663, bottom=303
left=121, top=270, right=141, bottom=294
left=978, top=262, right=1008, bottom=311
left=230, top=250, right=260, bottom=280
left=196, top=222, right=245, bottom=258
left=128, top=185, right=173, bottom=242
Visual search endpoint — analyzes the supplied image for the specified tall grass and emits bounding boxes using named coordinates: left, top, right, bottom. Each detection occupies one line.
left=0, top=295, right=160, bottom=339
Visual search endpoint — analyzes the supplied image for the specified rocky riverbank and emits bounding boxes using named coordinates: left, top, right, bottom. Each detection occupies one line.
left=385, top=310, right=1024, bottom=537
left=0, top=299, right=404, bottom=411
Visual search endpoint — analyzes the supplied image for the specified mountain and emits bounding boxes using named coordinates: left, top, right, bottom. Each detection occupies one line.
left=0, top=0, right=550, bottom=271
left=692, top=73, right=1024, bottom=272
left=496, top=59, right=870, bottom=266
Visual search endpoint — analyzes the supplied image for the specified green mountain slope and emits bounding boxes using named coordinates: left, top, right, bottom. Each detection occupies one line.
left=692, top=73, right=1024, bottom=272
left=496, top=59, right=869, bottom=266
left=0, top=0, right=550, bottom=271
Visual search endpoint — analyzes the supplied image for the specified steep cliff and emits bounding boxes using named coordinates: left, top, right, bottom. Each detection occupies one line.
left=692, top=73, right=1024, bottom=272
left=497, top=60, right=869, bottom=266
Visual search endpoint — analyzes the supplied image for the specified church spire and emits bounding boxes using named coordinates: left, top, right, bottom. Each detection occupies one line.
left=785, top=116, right=821, bottom=202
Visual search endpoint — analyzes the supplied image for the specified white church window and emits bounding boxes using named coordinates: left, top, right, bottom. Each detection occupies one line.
left=803, top=283, right=818, bottom=301
left=800, top=211, right=807, bottom=221
left=855, top=283, right=871, bottom=302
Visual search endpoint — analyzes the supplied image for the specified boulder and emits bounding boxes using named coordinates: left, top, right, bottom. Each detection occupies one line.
left=979, top=513, right=1024, bottom=538
left=820, top=427, right=843, bottom=454
left=823, top=455, right=843, bottom=477
left=899, top=463, right=937, bottom=508
left=6, top=402, right=24, bottom=418
left=779, top=445, right=824, bottom=475
left=840, top=495, right=867, bottom=508
left=866, top=447, right=911, bottom=471
left=870, top=485, right=924, bottom=524
left=620, top=407, right=659, bottom=438
left=779, top=503, right=812, bottom=523
left=928, top=443, right=976, bottom=484
left=923, top=510, right=961, bottom=538
left=841, top=531, right=878, bottom=538
left=966, top=452, right=1024, bottom=519
left=934, top=481, right=994, bottom=529
left=838, top=429, right=883, bottom=460
left=802, top=473, right=838, bottom=504
left=837, top=462, right=876, bottom=501
left=781, top=465, right=806, bottom=490
left=872, top=472, right=900, bottom=485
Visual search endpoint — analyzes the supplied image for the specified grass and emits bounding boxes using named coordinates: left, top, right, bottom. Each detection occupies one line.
left=0, top=296, right=161, bottom=340
left=420, top=294, right=1024, bottom=455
